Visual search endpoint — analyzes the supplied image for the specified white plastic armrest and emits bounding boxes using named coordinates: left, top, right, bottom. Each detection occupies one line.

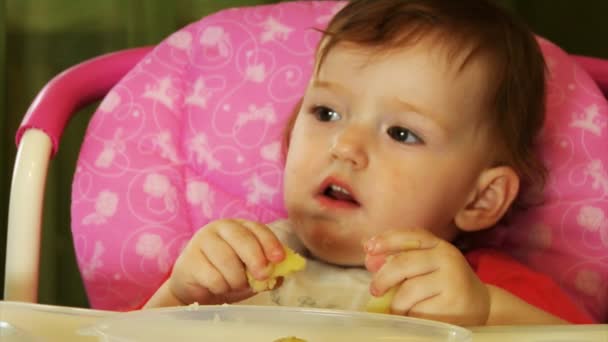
left=4, top=129, right=53, bottom=302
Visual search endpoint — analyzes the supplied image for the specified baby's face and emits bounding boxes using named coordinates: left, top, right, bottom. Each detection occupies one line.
left=283, top=43, right=495, bottom=266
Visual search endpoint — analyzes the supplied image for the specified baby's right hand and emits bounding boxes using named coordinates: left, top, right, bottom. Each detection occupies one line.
left=167, top=219, right=286, bottom=306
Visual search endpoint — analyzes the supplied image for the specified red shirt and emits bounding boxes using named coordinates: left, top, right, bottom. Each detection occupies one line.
left=466, top=249, right=595, bottom=324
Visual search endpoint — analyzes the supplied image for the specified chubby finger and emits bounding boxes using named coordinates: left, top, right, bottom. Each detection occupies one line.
left=169, top=253, right=210, bottom=304
left=200, top=232, right=248, bottom=291
left=365, top=254, right=386, bottom=273
left=406, top=292, right=450, bottom=322
left=364, top=229, right=439, bottom=256
left=216, top=220, right=269, bottom=280
left=235, top=219, right=285, bottom=263
left=222, top=287, right=256, bottom=303
left=190, top=250, right=231, bottom=296
left=215, top=220, right=273, bottom=280
left=370, top=249, right=439, bottom=296
left=391, top=272, right=441, bottom=316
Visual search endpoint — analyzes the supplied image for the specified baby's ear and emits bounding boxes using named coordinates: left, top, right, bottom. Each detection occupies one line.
left=454, top=166, right=520, bottom=232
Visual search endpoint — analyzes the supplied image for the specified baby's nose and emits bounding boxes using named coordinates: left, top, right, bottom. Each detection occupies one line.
left=330, top=126, right=369, bottom=169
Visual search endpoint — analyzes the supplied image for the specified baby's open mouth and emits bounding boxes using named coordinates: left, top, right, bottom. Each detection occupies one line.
left=322, top=184, right=360, bottom=206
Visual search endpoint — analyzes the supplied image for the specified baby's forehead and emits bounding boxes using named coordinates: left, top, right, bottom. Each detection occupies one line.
left=311, top=42, right=497, bottom=130
left=316, top=40, right=495, bottom=85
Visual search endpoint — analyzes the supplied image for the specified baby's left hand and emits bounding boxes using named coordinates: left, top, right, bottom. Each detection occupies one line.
left=364, top=229, right=490, bottom=326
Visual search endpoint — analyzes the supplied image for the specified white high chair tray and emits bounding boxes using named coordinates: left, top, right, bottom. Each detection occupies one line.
left=84, top=304, right=471, bottom=341
left=0, top=301, right=108, bottom=341
left=1, top=301, right=606, bottom=341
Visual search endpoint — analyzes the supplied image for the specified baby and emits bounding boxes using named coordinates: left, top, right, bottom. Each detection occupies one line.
left=144, top=0, right=593, bottom=325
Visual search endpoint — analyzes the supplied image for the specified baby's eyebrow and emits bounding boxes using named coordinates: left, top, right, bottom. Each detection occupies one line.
left=393, top=97, right=429, bottom=117
left=311, top=79, right=352, bottom=97
left=392, top=97, right=447, bottom=136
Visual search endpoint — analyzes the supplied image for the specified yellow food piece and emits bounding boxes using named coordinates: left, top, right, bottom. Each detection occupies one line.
left=273, top=337, right=307, bottom=342
left=247, top=246, right=306, bottom=292
left=366, top=287, right=397, bottom=314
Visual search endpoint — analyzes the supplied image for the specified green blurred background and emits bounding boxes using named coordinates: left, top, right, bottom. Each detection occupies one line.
left=1, top=0, right=607, bottom=309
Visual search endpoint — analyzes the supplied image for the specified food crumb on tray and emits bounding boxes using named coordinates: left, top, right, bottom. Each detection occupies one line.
left=273, top=337, right=307, bottom=342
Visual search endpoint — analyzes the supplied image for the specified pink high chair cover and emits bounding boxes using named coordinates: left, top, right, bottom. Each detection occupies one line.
left=484, top=37, right=608, bottom=322
left=70, top=1, right=608, bottom=321
left=71, top=1, right=345, bottom=310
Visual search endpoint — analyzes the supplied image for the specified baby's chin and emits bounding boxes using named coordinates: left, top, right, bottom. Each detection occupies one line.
left=288, top=215, right=366, bottom=266
left=305, top=245, right=365, bottom=267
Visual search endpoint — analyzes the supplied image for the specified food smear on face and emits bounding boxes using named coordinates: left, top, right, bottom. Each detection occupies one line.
left=247, top=245, right=307, bottom=292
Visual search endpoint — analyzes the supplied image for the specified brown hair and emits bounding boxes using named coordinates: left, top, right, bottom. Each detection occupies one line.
left=286, top=0, right=547, bottom=207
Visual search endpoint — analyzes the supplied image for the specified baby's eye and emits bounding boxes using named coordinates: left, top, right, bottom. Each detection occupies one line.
left=386, top=126, right=423, bottom=144
left=312, top=105, right=341, bottom=122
